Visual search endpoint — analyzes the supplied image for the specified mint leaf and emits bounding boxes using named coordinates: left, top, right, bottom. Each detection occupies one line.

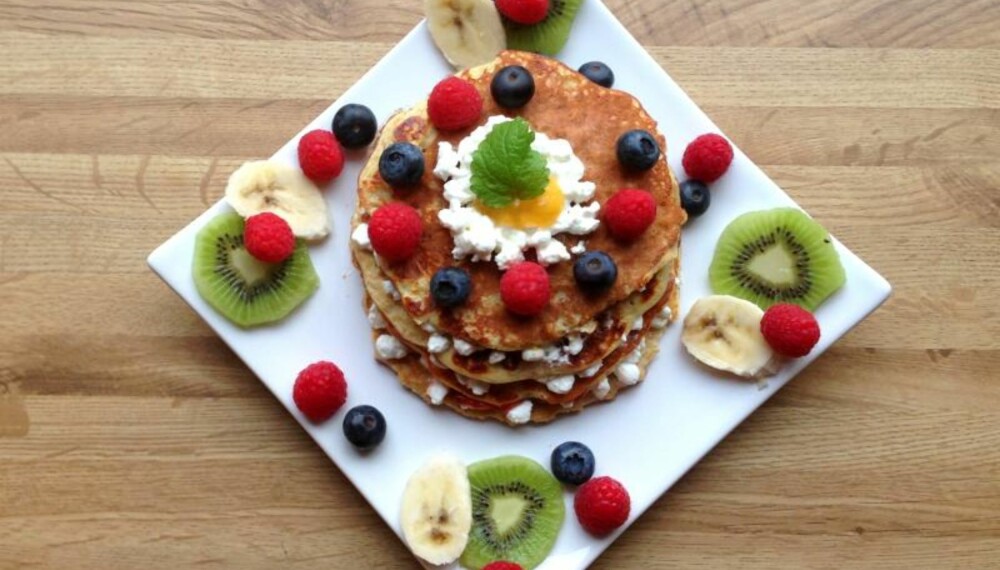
left=470, top=118, right=550, bottom=208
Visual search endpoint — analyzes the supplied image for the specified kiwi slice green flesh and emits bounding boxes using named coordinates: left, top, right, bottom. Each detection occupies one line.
left=193, top=212, right=319, bottom=327
left=504, top=0, right=583, bottom=56
left=460, top=455, right=565, bottom=570
left=709, top=208, right=846, bottom=311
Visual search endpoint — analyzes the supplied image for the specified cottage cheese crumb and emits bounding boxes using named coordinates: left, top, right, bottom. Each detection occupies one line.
left=351, top=223, right=371, bottom=251
left=426, top=381, right=448, bottom=405
left=564, top=334, right=585, bottom=356
left=457, top=376, right=490, bottom=396
left=570, top=241, right=586, bottom=255
left=375, top=334, right=408, bottom=359
left=506, top=400, right=533, bottom=424
left=579, top=362, right=603, bottom=378
left=382, top=280, right=401, bottom=301
left=522, top=347, right=546, bottom=362
left=453, top=339, right=478, bottom=356
left=367, top=305, right=386, bottom=330
left=545, top=374, right=576, bottom=394
left=651, top=305, right=673, bottom=329
left=427, top=333, right=451, bottom=354
left=488, top=351, right=506, bottom=364
left=631, top=316, right=645, bottom=331
left=592, top=378, right=611, bottom=399
left=614, top=363, right=641, bottom=386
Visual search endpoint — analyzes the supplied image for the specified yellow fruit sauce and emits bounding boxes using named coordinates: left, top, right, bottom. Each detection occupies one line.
left=476, top=178, right=564, bottom=229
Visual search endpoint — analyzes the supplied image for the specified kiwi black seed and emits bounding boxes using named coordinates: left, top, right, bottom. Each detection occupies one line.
left=709, top=207, right=846, bottom=311
left=503, top=0, right=584, bottom=56
left=192, top=212, right=319, bottom=327
left=460, top=455, right=565, bottom=570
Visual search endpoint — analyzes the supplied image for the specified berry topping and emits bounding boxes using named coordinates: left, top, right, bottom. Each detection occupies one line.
left=679, top=179, right=711, bottom=218
left=616, top=129, right=661, bottom=171
left=483, top=563, right=524, bottom=570
left=292, top=361, right=348, bottom=423
left=431, top=267, right=472, bottom=308
left=332, top=103, right=378, bottom=149
left=491, top=65, right=536, bottom=109
left=297, top=129, right=344, bottom=185
left=573, top=251, right=618, bottom=293
left=760, top=303, right=821, bottom=357
left=603, top=189, right=657, bottom=242
left=368, top=202, right=423, bottom=263
left=578, top=61, right=615, bottom=88
left=379, top=142, right=425, bottom=188
left=496, top=0, right=549, bottom=25
left=551, top=441, right=596, bottom=486
left=428, top=76, right=484, bottom=131
left=500, top=261, right=551, bottom=316
left=342, top=405, right=387, bottom=450
left=243, top=212, right=295, bottom=263
left=574, top=476, right=631, bottom=536
left=682, top=133, right=734, bottom=183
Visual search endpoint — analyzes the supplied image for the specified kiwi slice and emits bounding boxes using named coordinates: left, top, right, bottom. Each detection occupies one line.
left=460, top=455, right=565, bottom=570
left=193, top=212, right=319, bottom=327
left=709, top=208, right=846, bottom=311
left=504, top=0, right=583, bottom=56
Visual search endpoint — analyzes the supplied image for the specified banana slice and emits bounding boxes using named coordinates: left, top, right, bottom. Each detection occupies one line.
left=682, top=295, right=778, bottom=379
left=400, top=454, right=472, bottom=565
left=224, top=160, right=329, bottom=240
left=425, top=0, right=506, bottom=70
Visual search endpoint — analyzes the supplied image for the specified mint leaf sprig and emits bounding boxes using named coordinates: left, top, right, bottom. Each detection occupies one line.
left=469, top=118, right=550, bottom=208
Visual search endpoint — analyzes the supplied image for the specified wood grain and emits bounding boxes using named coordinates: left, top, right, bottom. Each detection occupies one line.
left=1, top=1, right=998, bottom=569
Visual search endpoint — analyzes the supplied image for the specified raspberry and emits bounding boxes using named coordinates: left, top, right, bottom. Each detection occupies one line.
left=483, top=563, right=523, bottom=570
left=500, top=261, right=551, bottom=316
left=293, top=361, right=348, bottom=423
left=682, top=133, right=733, bottom=183
left=367, top=202, right=423, bottom=263
left=297, top=129, right=345, bottom=185
left=760, top=304, right=821, bottom=357
left=603, top=188, right=657, bottom=241
left=428, top=77, right=483, bottom=132
left=243, top=212, right=295, bottom=263
left=574, top=476, right=631, bottom=536
left=496, top=0, right=549, bottom=25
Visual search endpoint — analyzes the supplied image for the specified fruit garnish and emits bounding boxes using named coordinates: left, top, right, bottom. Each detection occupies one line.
left=500, top=261, right=551, bottom=316
left=496, top=0, right=549, bottom=25
left=504, top=0, right=583, bottom=56
left=224, top=160, right=329, bottom=240
left=401, top=454, right=473, bottom=565
left=683, top=133, right=734, bottom=183
left=470, top=118, right=550, bottom=208
left=573, top=251, right=617, bottom=293
left=378, top=142, right=426, bottom=188
left=368, top=202, right=424, bottom=263
left=192, top=212, right=319, bottom=328
left=342, top=405, right=386, bottom=450
left=682, top=295, right=777, bottom=379
left=297, top=129, right=344, bottom=185
left=679, top=179, right=711, bottom=218
left=578, top=61, right=614, bottom=88
left=332, top=103, right=377, bottom=149
left=550, top=441, right=595, bottom=485
left=429, top=76, right=484, bottom=131
left=602, top=188, right=656, bottom=242
left=616, top=129, right=661, bottom=171
left=491, top=65, right=535, bottom=109
left=431, top=267, right=473, bottom=308
left=244, top=212, right=295, bottom=264
left=574, top=476, right=630, bottom=536
left=475, top=177, right=563, bottom=228
left=425, top=0, right=506, bottom=70
left=709, top=208, right=846, bottom=310
left=460, top=455, right=564, bottom=570
left=483, top=562, right=524, bottom=570
left=760, top=304, right=821, bottom=357
left=293, top=361, right=348, bottom=423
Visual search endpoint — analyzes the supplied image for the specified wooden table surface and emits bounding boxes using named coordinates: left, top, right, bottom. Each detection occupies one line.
left=2, top=1, right=998, bottom=568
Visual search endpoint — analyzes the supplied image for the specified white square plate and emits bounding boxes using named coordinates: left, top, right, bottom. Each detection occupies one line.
left=148, top=1, right=891, bottom=567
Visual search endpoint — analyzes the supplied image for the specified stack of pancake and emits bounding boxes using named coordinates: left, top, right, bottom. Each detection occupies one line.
left=350, top=51, right=685, bottom=425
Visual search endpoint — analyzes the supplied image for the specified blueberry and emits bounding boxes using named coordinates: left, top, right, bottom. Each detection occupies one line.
left=616, top=130, right=661, bottom=171
left=431, top=267, right=472, bottom=308
left=342, top=405, right=386, bottom=450
left=578, top=61, right=615, bottom=88
left=679, top=179, right=711, bottom=218
left=379, top=142, right=425, bottom=188
left=573, top=251, right=618, bottom=292
left=551, top=441, right=595, bottom=486
left=332, top=104, right=377, bottom=149
left=491, top=65, right=535, bottom=109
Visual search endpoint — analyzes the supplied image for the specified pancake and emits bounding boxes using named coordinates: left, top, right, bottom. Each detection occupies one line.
left=351, top=50, right=685, bottom=351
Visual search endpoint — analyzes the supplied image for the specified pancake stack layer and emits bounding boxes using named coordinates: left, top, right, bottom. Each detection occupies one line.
left=350, top=51, right=685, bottom=425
